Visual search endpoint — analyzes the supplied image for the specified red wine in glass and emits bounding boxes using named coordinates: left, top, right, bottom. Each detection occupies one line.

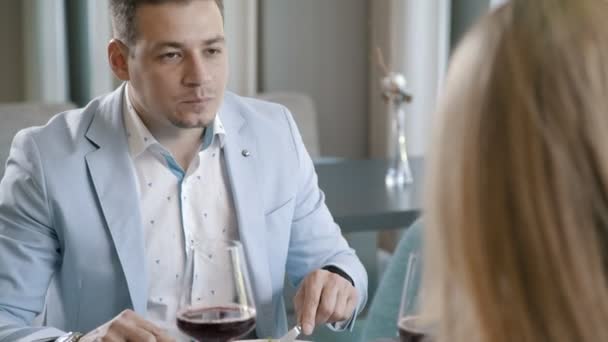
left=398, top=316, right=427, bottom=342
left=177, top=304, right=256, bottom=342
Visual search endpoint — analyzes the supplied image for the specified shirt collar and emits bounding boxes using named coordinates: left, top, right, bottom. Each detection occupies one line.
left=124, top=84, right=160, bottom=158
left=204, top=111, right=226, bottom=150
left=123, top=84, right=226, bottom=159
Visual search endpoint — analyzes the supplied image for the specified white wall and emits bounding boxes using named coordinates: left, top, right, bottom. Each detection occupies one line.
left=0, top=0, right=24, bottom=102
left=259, top=0, right=369, bottom=159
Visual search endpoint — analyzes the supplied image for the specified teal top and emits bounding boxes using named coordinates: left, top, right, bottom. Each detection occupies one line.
left=359, top=219, right=424, bottom=342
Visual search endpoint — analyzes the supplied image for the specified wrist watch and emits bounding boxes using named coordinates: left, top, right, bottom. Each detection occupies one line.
left=55, top=332, right=83, bottom=342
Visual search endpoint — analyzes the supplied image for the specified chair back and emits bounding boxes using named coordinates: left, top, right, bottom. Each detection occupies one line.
left=0, top=102, right=76, bottom=178
left=255, top=92, right=321, bottom=158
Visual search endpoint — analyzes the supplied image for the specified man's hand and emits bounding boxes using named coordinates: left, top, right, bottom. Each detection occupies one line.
left=293, top=269, right=358, bottom=335
left=79, top=309, right=175, bottom=342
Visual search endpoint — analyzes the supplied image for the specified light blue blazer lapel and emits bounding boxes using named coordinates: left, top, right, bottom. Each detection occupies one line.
left=220, top=95, right=275, bottom=335
left=84, top=84, right=148, bottom=314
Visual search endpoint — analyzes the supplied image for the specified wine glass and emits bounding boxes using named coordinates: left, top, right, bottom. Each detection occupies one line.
left=176, top=240, right=256, bottom=342
left=397, top=252, right=430, bottom=342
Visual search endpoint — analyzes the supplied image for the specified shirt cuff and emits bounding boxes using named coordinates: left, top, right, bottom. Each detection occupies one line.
left=326, top=316, right=353, bottom=331
left=14, top=327, right=66, bottom=342
left=321, top=265, right=354, bottom=286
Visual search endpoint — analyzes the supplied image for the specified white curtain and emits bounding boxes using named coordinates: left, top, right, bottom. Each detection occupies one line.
left=369, top=0, right=451, bottom=158
left=84, top=0, right=115, bottom=99
left=23, top=0, right=70, bottom=103
left=23, top=0, right=255, bottom=103
left=224, top=0, right=258, bottom=96
left=23, top=0, right=114, bottom=104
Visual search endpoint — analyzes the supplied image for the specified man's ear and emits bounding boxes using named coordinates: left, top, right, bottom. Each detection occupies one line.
left=108, top=39, right=130, bottom=81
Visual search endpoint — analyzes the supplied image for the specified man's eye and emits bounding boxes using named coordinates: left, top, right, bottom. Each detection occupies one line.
left=160, top=52, right=181, bottom=60
left=206, top=48, right=222, bottom=56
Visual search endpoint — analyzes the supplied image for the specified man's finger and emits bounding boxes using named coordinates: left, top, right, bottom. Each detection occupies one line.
left=124, top=326, right=158, bottom=342
left=130, top=313, right=171, bottom=338
left=343, top=295, right=358, bottom=323
left=315, top=282, right=339, bottom=325
left=101, top=330, right=123, bottom=342
left=109, top=318, right=136, bottom=342
left=329, top=286, right=349, bottom=322
left=300, top=278, right=323, bottom=335
left=114, top=310, right=172, bottom=341
left=109, top=317, right=133, bottom=338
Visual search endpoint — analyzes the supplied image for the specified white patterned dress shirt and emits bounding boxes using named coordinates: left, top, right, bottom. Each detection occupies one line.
left=123, top=84, right=239, bottom=330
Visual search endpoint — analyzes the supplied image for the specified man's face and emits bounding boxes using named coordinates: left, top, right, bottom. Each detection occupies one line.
left=126, top=0, right=228, bottom=130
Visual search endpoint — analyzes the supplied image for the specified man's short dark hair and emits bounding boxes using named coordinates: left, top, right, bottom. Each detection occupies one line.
left=109, top=0, right=224, bottom=46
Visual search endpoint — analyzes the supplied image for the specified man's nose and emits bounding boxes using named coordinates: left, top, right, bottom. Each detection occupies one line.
left=183, top=55, right=211, bottom=86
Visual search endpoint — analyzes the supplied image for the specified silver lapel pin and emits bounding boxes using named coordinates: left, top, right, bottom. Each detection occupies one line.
left=241, top=149, right=251, bottom=157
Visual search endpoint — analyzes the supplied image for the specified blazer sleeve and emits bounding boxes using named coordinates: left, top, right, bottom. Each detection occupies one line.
left=281, top=107, right=368, bottom=330
left=0, top=129, right=66, bottom=341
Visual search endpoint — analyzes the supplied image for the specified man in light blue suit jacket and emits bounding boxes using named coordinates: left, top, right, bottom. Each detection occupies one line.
left=0, top=1, right=367, bottom=341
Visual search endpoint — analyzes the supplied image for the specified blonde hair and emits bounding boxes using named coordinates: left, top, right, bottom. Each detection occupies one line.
left=425, top=1, right=608, bottom=341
